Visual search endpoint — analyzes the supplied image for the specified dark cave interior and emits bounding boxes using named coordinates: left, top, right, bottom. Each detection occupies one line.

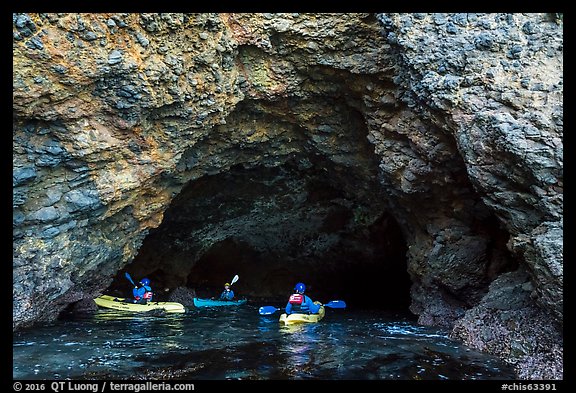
left=108, top=160, right=413, bottom=313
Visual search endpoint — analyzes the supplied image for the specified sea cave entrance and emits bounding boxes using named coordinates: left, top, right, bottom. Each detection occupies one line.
left=113, top=160, right=412, bottom=313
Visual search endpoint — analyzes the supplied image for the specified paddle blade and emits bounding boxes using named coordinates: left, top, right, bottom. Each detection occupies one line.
left=231, top=275, right=239, bottom=286
left=125, top=272, right=135, bottom=286
left=324, top=300, right=347, bottom=309
left=259, top=306, right=280, bottom=315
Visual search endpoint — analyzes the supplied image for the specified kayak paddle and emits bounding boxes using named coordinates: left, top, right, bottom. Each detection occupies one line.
left=324, top=300, right=346, bottom=309
left=125, top=272, right=136, bottom=286
left=259, top=306, right=282, bottom=315
left=258, top=300, right=346, bottom=315
left=230, top=275, right=239, bottom=286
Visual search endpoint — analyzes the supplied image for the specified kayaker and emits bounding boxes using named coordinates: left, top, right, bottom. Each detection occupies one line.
left=285, top=282, right=321, bottom=315
left=132, top=278, right=153, bottom=304
left=219, top=282, right=235, bottom=301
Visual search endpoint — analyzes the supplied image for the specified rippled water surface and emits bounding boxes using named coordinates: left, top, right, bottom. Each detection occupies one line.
left=13, top=305, right=517, bottom=380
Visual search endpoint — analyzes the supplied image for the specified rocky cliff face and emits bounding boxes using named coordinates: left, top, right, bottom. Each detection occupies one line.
left=13, top=13, right=562, bottom=379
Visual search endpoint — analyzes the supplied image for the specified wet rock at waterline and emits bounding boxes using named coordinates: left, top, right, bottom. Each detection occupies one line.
left=168, top=287, right=197, bottom=308
left=451, top=269, right=563, bottom=379
left=66, top=297, right=99, bottom=315
left=13, top=13, right=562, bottom=379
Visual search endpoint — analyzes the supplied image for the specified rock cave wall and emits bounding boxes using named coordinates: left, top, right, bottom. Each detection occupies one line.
left=13, top=13, right=562, bottom=378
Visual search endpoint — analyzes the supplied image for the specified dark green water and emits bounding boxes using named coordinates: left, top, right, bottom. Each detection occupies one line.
left=13, top=305, right=517, bottom=380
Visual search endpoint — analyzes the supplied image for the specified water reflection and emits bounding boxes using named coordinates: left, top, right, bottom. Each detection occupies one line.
left=257, top=315, right=277, bottom=334
left=13, top=306, right=517, bottom=380
left=278, top=324, right=321, bottom=379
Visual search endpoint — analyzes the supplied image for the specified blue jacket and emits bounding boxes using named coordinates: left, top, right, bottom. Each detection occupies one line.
left=133, top=285, right=153, bottom=301
left=219, top=289, right=235, bottom=300
left=285, top=293, right=321, bottom=315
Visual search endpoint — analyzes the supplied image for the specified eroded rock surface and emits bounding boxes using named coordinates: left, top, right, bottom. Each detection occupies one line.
left=13, top=13, right=562, bottom=379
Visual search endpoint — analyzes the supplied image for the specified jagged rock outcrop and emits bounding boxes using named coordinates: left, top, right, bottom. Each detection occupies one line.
left=376, top=13, right=563, bottom=378
left=13, top=13, right=562, bottom=379
left=451, top=269, right=562, bottom=379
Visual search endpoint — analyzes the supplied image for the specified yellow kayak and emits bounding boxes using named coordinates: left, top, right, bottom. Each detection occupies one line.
left=279, top=302, right=325, bottom=325
left=94, top=295, right=186, bottom=313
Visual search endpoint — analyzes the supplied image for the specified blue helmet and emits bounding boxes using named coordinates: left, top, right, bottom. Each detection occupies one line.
left=140, top=278, right=150, bottom=286
left=294, top=282, right=306, bottom=293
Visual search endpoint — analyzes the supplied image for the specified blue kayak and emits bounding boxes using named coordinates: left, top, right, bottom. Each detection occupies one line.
left=193, top=298, right=247, bottom=307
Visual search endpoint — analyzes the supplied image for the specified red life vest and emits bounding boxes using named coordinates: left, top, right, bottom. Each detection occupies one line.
left=289, top=294, right=303, bottom=305
left=143, top=291, right=153, bottom=300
